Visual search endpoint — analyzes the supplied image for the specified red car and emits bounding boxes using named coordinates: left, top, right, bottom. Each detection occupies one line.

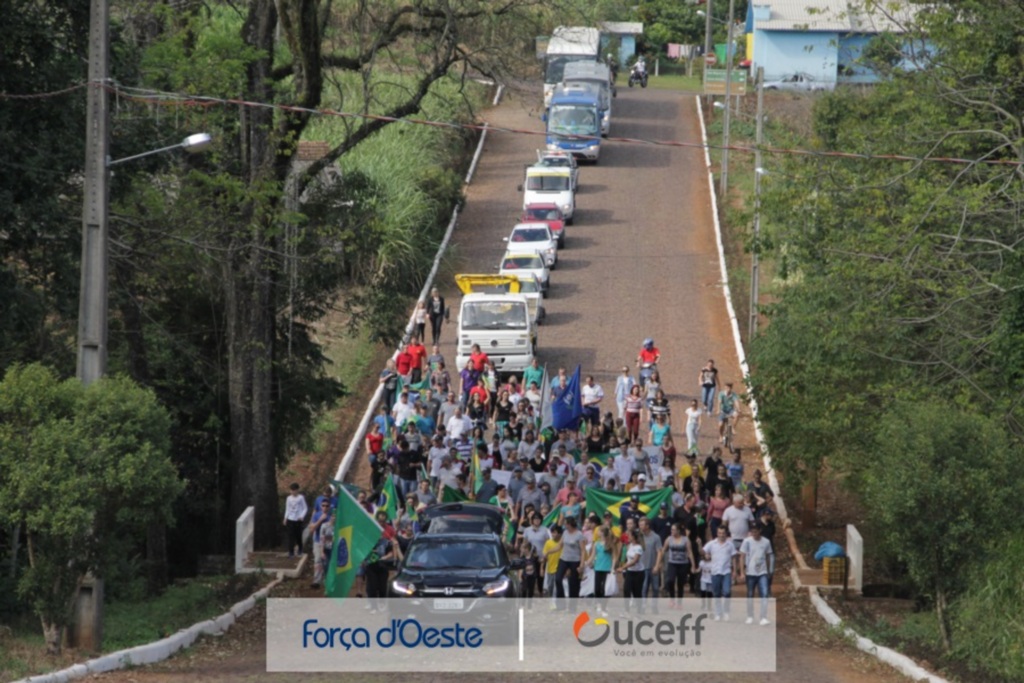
left=521, top=203, right=566, bottom=246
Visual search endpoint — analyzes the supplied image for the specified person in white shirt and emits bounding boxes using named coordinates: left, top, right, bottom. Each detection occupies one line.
left=581, top=375, right=605, bottom=426
left=427, top=435, right=448, bottom=486
left=517, top=431, right=542, bottom=461
left=391, top=391, right=415, bottom=427
left=614, top=366, right=635, bottom=419
left=740, top=524, right=775, bottom=625
left=282, top=483, right=308, bottom=558
left=706, top=526, right=738, bottom=620
left=721, top=494, right=755, bottom=549
left=445, top=406, right=472, bottom=443
left=684, top=399, right=702, bottom=454
left=613, top=450, right=633, bottom=492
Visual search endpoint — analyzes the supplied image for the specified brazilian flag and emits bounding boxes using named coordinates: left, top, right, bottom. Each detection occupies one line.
left=585, top=487, right=672, bottom=525
left=375, top=477, right=399, bottom=521
left=325, top=486, right=383, bottom=597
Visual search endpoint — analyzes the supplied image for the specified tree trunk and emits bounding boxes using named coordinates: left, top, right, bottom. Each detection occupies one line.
left=935, top=586, right=952, bottom=652
left=41, top=618, right=63, bottom=655
left=145, top=521, right=168, bottom=594
left=223, top=0, right=283, bottom=549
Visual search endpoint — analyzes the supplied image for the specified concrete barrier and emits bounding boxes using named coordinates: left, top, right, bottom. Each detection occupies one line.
left=11, top=576, right=282, bottom=683
left=695, top=95, right=947, bottom=683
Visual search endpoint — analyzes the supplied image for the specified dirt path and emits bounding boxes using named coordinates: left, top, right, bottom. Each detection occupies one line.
left=96, top=85, right=908, bottom=683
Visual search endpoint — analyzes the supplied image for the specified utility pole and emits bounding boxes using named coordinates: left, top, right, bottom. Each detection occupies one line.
left=750, top=66, right=764, bottom=341
left=719, top=0, right=736, bottom=198
left=79, top=0, right=110, bottom=387
left=70, top=0, right=110, bottom=653
left=703, top=0, right=713, bottom=108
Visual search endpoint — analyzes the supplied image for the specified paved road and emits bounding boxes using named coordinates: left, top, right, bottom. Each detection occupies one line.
left=96, top=85, right=907, bottom=683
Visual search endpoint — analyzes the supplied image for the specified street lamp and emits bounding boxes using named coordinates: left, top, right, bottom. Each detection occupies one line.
left=77, top=131, right=212, bottom=387
left=720, top=0, right=737, bottom=198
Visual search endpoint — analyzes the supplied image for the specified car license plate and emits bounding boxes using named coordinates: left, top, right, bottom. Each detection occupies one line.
left=433, top=598, right=464, bottom=610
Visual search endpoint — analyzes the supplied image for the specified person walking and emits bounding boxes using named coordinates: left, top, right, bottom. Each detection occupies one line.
left=581, top=375, right=605, bottom=427
left=553, top=515, right=587, bottom=606
left=428, top=287, right=446, bottom=345
left=615, top=366, right=635, bottom=420
left=698, top=359, right=719, bottom=415
left=308, top=498, right=333, bottom=588
left=616, top=528, right=647, bottom=615
left=282, top=483, right=308, bottom=558
left=589, top=525, right=615, bottom=616
left=623, top=384, right=643, bottom=443
left=639, top=516, right=664, bottom=614
left=706, top=526, right=738, bottom=621
left=658, top=523, right=696, bottom=608
left=684, top=399, right=702, bottom=455
left=740, top=523, right=775, bottom=625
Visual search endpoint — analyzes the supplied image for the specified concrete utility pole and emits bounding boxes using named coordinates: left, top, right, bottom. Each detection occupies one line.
left=703, top=0, right=714, bottom=108
left=73, top=0, right=110, bottom=651
left=750, top=66, right=765, bottom=341
left=719, top=0, right=736, bottom=198
left=78, top=0, right=110, bottom=387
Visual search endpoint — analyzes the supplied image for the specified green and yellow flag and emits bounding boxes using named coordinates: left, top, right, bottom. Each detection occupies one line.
left=472, top=451, right=483, bottom=494
left=442, top=485, right=470, bottom=502
left=542, top=504, right=562, bottom=527
left=325, top=485, right=383, bottom=597
left=585, top=487, right=672, bottom=524
left=503, top=513, right=517, bottom=545
left=375, top=476, right=399, bottom=522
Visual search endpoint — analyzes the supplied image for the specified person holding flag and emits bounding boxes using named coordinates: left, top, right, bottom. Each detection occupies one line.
left=325, top=484, right=385, bottom=599
left=551, top=366, right=583, bottom=433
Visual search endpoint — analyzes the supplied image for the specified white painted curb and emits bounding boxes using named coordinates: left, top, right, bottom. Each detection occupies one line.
left=694, top=95, right=949, bottom=683
left=12, top=576, right=283, bottom=683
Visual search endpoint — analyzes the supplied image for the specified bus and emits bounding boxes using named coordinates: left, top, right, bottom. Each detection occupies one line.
left=545, top=82, right=602, bottom=162
left=562, top=61, right=614, bottom=137
left=544, top=26, right=601, bottom=106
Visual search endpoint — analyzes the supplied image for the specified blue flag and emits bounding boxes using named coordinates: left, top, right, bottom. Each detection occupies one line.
left=552, top=365, right=583, bottom=430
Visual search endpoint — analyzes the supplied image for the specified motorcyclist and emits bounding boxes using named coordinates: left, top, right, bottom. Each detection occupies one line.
left=606, top=53, right=619, bottom=81
left=632, top=56, right=647, bottom=77
left=635, top=338, right=660, bottom=388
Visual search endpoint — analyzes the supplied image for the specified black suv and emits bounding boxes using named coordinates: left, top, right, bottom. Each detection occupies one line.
left=389, top=505, right=524, bottom=622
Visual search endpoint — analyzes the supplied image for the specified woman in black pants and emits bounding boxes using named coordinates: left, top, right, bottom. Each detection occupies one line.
left=520, top=541, right=540, bottom=608
left=617, top=528, right=647, bottom=614
left=427, top=287, right=446, bottom=345
left=589, top=525, right=615, bottom=616
left=364, top=516, right=402, bottom=612
left=658, top=523, right=697, bottom=607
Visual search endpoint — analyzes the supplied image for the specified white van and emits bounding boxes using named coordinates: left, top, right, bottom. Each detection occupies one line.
left=519, top=166, right=575, bottom=224
left=455, top=293, right=536, bottom=374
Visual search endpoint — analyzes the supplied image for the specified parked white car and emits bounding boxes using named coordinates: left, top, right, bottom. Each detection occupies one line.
left=763, top=72, right=834, bottom=92
left=499, top=252, right=550, bottom=296
left=503, top=223, right=558, bottom=268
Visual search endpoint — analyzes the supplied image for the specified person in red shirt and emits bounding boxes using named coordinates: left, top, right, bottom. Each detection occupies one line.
left=469, top=343, right=490, bottom=373
left=407, top=335, right=427, bottom=384
left=635, top=338, right=661, bottom=389
left=395, top=343, right=414, bottom=382
left=468, top=377, right=490, bottom=409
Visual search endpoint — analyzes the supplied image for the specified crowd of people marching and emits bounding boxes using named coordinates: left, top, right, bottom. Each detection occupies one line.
left=295, top=333, right=778, bottom=623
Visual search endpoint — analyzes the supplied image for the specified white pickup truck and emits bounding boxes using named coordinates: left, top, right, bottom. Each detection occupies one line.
left=454, top=293, right=536, bottom=375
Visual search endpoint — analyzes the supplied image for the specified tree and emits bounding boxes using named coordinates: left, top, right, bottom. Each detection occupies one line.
left=0, top=364, right=184, bottom=653
left=863, top=401, right=1017, bottom=652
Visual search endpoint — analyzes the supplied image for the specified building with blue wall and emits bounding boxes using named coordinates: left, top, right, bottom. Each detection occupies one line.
left=746, top=0, right=916, bottom=87
left=600, top=22, right=644, bottom=67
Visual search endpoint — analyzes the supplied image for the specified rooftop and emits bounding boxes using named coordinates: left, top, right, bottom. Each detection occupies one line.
left=754, top=0, right=917, bottom=33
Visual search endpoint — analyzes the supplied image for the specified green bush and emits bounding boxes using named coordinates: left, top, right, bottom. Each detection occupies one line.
left=953, top=536, right=1024, bottom=680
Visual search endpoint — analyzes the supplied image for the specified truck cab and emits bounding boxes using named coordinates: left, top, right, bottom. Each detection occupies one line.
left=454, top=293, right=536, bottom=375
left=455, top=274, right=546, bottom=326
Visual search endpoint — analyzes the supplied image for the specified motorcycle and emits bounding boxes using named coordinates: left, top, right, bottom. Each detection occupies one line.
left=628, top=63, right=648, bottom=89
left=638, top=362, right=658, bottom=389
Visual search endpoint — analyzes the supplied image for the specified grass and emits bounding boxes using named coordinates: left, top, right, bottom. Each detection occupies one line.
left=0, top=574, right=264, bottom=680
left=615, top=73, right=703, bottom=91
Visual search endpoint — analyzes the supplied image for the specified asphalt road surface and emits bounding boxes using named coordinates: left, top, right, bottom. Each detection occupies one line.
left=95, top=85, right=909, bottom=683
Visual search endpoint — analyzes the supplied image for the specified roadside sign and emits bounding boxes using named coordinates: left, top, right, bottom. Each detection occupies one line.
left=704, top=68, right=748, bottom=95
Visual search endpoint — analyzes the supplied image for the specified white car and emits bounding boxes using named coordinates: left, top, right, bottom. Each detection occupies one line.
left=763, top=72, right=834, bottom=92
left=536, top=150, right=580, bottom=190
left=499, top=252, right=550, bottom=296
left=503, top=222, right=558, bottom=268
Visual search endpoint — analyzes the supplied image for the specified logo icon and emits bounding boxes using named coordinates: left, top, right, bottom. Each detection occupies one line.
left=444, top=587, right=454, bottom=596
left=573, top=611, right=611, bottom=647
